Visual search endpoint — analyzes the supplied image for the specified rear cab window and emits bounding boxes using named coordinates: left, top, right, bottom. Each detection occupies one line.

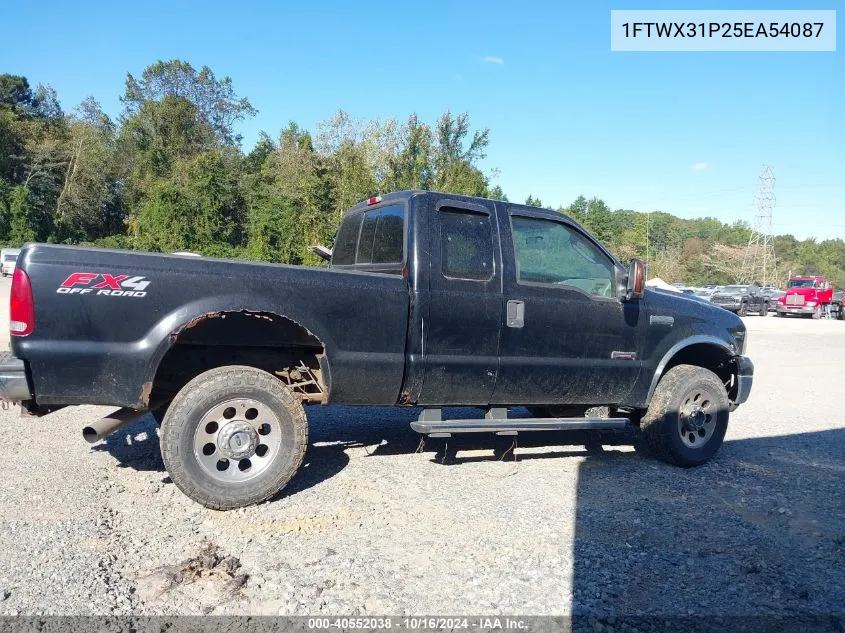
left=331, top=203, right=406, bottom=273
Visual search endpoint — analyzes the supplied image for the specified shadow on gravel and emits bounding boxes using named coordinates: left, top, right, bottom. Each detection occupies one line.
left=91, top=413, right=164, bottom=472
left=302, top=404, right=645, bottom=465
left=90, top=404, right=645, bottom=498
left=83, top=400, right=845, bottom=627
left=569, top=427, right=845, bottom=631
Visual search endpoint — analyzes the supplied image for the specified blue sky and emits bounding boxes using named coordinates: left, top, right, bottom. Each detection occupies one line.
left=2, top=0, right=843, bottom=239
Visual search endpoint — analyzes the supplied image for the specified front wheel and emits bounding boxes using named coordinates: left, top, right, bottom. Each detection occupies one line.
left=811, top=306, right=822, bottom=320
left=160, top=365, right=308, bottom=510
left=640, top=365, right=729, bottom=467
left=760, top=302, right=770, bottom=316
left=738, top=302, right=748, bottom=317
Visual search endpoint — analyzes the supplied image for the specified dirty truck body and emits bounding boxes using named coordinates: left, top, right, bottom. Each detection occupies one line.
left=1, top=190, right=754, bottom=509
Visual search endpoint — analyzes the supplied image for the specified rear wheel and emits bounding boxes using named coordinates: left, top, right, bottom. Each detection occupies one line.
left=159, top=365, right=308, bottom=510
left=640, top=364, right=729, bottom=467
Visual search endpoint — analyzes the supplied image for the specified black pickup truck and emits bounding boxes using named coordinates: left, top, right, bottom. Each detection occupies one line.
left=1, top=190, right=753, bottom=509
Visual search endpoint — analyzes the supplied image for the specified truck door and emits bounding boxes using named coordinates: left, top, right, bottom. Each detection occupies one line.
left=490, top=208, right=643, bottom=406
left=417, top=197, right=503, bottom=405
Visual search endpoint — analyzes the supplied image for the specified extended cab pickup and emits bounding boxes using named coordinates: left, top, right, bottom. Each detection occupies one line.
left=0, top=191, right=754, bottom=509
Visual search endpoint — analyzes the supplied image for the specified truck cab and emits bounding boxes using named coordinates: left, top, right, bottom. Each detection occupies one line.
left=776, top=275, right=834, bottom=319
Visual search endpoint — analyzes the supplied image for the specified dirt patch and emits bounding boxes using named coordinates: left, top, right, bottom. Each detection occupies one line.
left=135, top=541, right=249, bottom=609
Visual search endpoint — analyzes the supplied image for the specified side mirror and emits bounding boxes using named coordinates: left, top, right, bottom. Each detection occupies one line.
left=624, top=258, right=645, bottom=301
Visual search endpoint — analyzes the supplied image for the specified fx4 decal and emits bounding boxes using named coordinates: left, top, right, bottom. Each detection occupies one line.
left=57, top=272, right=150, bottom=297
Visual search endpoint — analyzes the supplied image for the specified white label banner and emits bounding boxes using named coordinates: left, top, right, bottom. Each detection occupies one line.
left=610, top=10, right=836, bottom=51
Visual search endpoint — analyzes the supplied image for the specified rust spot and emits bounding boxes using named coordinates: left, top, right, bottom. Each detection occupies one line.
left=140, top=381, right=153, bottom=407
left=398, top=389, right=414, bottom=406
left=183, top=311, right=225, bottom=331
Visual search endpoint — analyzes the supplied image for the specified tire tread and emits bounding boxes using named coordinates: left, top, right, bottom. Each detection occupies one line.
left=160, top=365, right=308, bottom=510
left=640, top=364, right=729, bottom=467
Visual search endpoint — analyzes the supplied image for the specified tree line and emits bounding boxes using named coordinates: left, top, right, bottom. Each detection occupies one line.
left=1, top=60, right=843, bottom=287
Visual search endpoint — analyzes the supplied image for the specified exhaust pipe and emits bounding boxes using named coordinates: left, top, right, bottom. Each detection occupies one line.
left=83, top=408, right=146, bottom=444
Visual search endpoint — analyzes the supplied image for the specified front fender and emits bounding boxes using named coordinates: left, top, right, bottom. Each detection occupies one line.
left=643, top=335, right=738, bottom=405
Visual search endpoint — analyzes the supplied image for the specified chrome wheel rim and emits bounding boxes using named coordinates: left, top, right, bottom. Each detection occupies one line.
left=193, top=398, right=281, bottom=483
left=678, top=390, right=717, bottom=449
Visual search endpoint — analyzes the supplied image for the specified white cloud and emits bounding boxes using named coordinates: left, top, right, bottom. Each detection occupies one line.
left=481, top=56, right=504, bottom=65
left=692, top=162, right=709, bottom=170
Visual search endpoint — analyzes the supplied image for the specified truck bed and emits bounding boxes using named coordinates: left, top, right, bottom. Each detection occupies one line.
left=12, top=244, right=410, bottom=408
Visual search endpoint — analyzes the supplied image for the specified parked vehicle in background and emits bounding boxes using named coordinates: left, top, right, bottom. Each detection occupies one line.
left=1, top=248, right=20, bottom=277
left=693, top=288, right=716, bottom=301
left=762, top=287, right=784, bottom=311
left=832, top=289, right=844, bottom=320
left=776, top=276, right=835, bottom=319
left=710, top=284, right=769, bottom=316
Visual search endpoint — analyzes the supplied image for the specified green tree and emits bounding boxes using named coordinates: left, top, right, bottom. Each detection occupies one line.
left=385, top=114, right=433, bottom=191
left=431, top=111, right=490, bottom=196
left=55, top=97, right=123, bottom=241
left=133, top=150, right=243, bottom=252
left=9, top=186, right=37, bottom=243
left=489, top=185, right=508, bottom=201
left=122, top=60, right=256, bottom=146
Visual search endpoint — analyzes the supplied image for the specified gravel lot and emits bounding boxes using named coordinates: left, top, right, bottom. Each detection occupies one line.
left=0, top=275, right=843, bottom=620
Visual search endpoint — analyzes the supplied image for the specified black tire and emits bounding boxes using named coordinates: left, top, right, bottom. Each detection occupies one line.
left=811, top=306, right=822, bottom=320
left=777, top=311, right=786, bottom=317
left=760, top=302, right=769, bottom=316
left=160, top=365, right=308, bottom=510
left=738, top=302, right=748, bottom=317
left=640, top=364, right=729, bottom=467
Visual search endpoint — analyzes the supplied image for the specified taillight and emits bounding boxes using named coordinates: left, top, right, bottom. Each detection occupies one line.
left=10, top=267, right=34, bottom=336
left=367, top=196, right=383, bottom=205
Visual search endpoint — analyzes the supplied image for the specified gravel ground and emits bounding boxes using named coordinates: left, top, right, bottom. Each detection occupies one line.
left=0, top=275, right=843, bottom=620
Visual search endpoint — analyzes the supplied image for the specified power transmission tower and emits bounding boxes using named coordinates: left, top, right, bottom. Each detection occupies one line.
left=741, top=165, right=778, bottom=286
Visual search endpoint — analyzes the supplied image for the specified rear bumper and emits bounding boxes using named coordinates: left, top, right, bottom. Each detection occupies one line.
left=732, top=355, right=754, bottom=409
left=0, top=352, right=32, bottom=402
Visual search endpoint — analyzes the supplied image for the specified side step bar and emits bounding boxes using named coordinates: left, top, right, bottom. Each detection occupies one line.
left=410, top=407, right=630, bottom=438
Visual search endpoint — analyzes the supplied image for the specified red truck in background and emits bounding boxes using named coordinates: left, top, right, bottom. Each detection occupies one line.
left=776, top=275, right=843, bottom=319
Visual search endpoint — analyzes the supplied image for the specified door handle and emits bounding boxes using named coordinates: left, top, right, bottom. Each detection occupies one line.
left=506, top=300, right=524, bottom=328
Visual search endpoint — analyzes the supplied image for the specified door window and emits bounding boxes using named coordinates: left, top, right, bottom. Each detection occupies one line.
left=439, top=207, right=494, bottom=281
left=511, top=216, right=615, bottom=298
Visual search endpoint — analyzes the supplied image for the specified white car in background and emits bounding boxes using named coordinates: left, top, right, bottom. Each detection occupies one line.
left=1, top=248, right=20, bottom=277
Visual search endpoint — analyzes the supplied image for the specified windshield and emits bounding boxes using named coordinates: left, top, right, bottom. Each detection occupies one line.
left=788, top=279, right=817, bottom=288
left=721, top=285, right=747, bottom=295
left=2, top=254, right=16, bottom=262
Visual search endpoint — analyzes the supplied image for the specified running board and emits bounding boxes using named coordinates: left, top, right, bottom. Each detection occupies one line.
left=410, top=407, right=630, bottom=437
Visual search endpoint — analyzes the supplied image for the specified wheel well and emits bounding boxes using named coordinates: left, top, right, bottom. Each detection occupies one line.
left=150, top=311, right=328, bottom=406
left=660, top=343, right=737, bottom=400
